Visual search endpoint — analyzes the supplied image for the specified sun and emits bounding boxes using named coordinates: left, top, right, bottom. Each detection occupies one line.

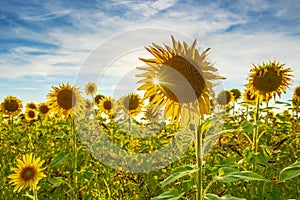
left=136, top=35, right=225, bottom=126
left=119, top=93, right=143, bottom=117
left=1, top=96, right=23, bottom=116
left=246, top=60, right=293, bottom=102
left=47, top=83, right=84, bottom=119
left=8, top=154, right=46, bottom=193
left=85, top=82, right=98, bottom=96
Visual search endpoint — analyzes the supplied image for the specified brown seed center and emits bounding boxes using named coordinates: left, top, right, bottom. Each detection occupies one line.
left=124, top=96, right=139, bottom=111
left=57, top=90, right=76, bottom=110
left=40, top=105, right=49, bottom=114
left=88, top=86, right=95, bottom=93
left=296, top=87, right=300, bottom=97
left=253, top=68, right=283, bottom=93
left=159, top=55, right=206, bottom=103
left=20, top=166, right=36, bottom=181
left=5, top=100, right=19, bottom=112
left=28, top=110, right=36, bottom=118
left=103, top=101, right=112, bottom=110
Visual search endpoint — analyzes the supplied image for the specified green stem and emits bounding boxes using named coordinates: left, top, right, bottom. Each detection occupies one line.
left=33, top=186, right=38, bottom=200
left=196, top=123, right=203, bottom=200
left=253, top=97, right=260, bottom=154
left=203, top=179, right=216, bottom=197
left=71, top=119, right=78, bottom=199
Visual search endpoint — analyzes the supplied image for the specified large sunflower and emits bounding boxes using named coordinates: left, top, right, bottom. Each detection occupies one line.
left=98, top=96, right=117, bottom=116
left=85, top=82, right=98, bottom=96
left=8, top=154, right=46, bottom=193
left=1, top=96, right=23, bottom=116
left=136, top=35, right=225, bottom=126
left=119, top=93, right=143, bottom=117
left=47, top=83, right=84, bottom=119
left=246, top=60, right=293, bottom=101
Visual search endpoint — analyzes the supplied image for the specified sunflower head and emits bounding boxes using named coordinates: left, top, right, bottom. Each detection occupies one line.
left=246, top=60, right=293, bottom=101
left=216, top=90, right=232, bottom=106
left=85, top=82, right=98, bottom=96
left=26, top=102, right=37, bottom=110
left=119, top=93, right=143, bottom=117
left=85, top=100, right=93, bottom=110
left=38, top=102, right=51, bottom=117
left=1, top=96, right=23, bottom=116
left=98, top=96, right=117, bottom=116
left=8, top=154, right=46, bottom=193
left=136, top=35, right=225, bottom=126
left=230, top=89, right=241, bottom=101
left=243, top=89, right=256, bottom=102
left=25, top=109, right=38, bottom=121
left=47, top=83, right=84, bottom=119
left=292, top=85, right=300, bottom=106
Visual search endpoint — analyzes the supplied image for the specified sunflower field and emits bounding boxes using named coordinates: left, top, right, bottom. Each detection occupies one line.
left=1, top=36, right=300, bottom=200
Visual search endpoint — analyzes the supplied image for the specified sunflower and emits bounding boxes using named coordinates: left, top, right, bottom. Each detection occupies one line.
left=216, top=90, right=232, bottom=106
left=24, top=109, right=38, bottom=121
left=230, top=89, right=241, bottom=101
left=98, top=96, right=117, bottom=116
left=38, top=102, right=51, bottom=117
left=292, top=85, right=300, bottom=106
left=85, top=100, right=93, bottom=110
left=243, top=89, right=256, bottom=102
left=144, top=105, right=161, bottom=122
left=47, top=83, right=84, bottom=119
left=136, top=35, right=225, bottom=126
left=246, top=60, right=293, bottom=101
left=94, top=94, right=105, bottom=105
left=26, top=102, right=37, bottom=110
left=119, top=93, right=143, bottom=117
left=8, top=154, right=46, bottom=193
left=1, top=96, right=23, bottom=116
left=85, top=82, right=98, bottom=96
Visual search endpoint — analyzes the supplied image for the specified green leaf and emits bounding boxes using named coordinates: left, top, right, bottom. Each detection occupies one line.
left=240, top=121, right=256, bottom=133
left=278, top=161, right=300, bottom=182
left=50, top=152, right=71, bottom=167
left=205, top=193, right=246, bottom=200
left=48, top=177, right=63, bottom=187
left=151, top=189, right=184, bottom=200
left=217, top=171, right=267, bottom=182
left=162, top=165, right=198, bottom=188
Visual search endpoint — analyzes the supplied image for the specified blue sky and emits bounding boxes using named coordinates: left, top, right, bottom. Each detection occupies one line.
left=1, top=0, right=299, bottom=106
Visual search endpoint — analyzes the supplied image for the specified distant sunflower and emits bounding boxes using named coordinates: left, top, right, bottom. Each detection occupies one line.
left=25, top=109, right=38, bottom=121
left=85, top=100, right=93, bottom=111
left=243, top=89, right=256, bottom=102
left=94, top=94, right=105, bottom=105
left=98, top=96, right=117, bottom=116
left=47, top=83, right=84, bottom=118
left=26, top=102, right=37, bottom=110
left=230, top=89, right=241, bottom=101
left=38, top=102, right=50, bottom=117
left=216, top=91, right=232, bottom=106
left=85, top=82, right=98, bottom=96
left=119, top=93, right=143, bottom=117
left=8, top=154, right=46, bottom=193
left=292, top=85, right=300, bottom=104
left=136, top=35, right=225, bottom=126
left=246, top=60, right=293, bottom=101
left=1, top=96, right=23, bottom=116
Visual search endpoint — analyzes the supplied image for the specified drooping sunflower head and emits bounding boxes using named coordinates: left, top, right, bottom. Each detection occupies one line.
left=38, top=102, right=51, bottom=117
left=1, top=96, right=23, bottom=116
left=119, top=93, right=143, bottom=117
left=8, top=154, right=46, bottom=193
left=94, top=94, right=105, bottom=105
left=26, top=102, right=37, bottom=110
left=230, top=89, right=241, bottom=101
left=85, top=82, right=98, bottom=96
left=292, top=85, right=300, bottom=106
left=243, top=89, right=256, bottom=102
left=216, top=90, right=232, bottom=106
left=25, top=109, right=38, bottom=121
left=246, top=60, right=293, bottom=101
left=136, top=35, right=225, bottom=126
left=97, top=96, right=117, bottom=116
left=47, top=83, right=84, bottom=119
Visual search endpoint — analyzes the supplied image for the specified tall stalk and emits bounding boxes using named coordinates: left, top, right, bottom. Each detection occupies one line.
left=71, top=118, right=78, bottom=199
left=195, top=123, right=203, bottom=200
left=252, top=97, right=260, bottom=154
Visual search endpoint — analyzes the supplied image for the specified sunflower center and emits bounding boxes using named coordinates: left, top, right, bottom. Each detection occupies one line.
left=159, top=55, right=206, bottom=103
left=217, top=91, right=231, bottom=105
left=5, top=100, right=19, bottom=112
left=253, top=68, right=283, bottom=93
left=40, top=105, right=49, bottom=114
left=20, top=166, right=36, bottom=181
left=95, top=95, right=104, bottom=104
left=103, top=101, right=112, bottom=110
left=57, top=90, right=76, bottom=110
left=28, top=110, right=36, bottom=118
left=88, top=86, right=95, bottom=93
left=124, top=96, right=139, bottom=111
left=296, top=87, right=300, bottom=97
